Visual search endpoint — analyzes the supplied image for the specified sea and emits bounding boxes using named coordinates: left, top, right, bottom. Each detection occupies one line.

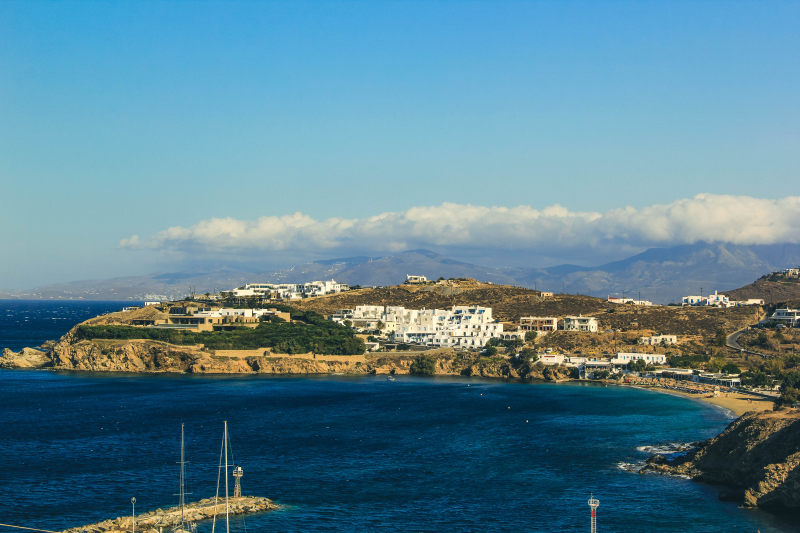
left=0, top=300, right=797, bottom=532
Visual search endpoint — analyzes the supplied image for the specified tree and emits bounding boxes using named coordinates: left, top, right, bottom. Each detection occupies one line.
left=753, top=331, right=769, bottom=348
left=525, top=331, right=538, bottom=343
left=483, top=345, right=498, bottom=357
left=721, top=363, right=741, bottom=374
left=776, top=387, right=799, bottom=409
left=713, top=328, right=727, bottom=347
left=627, top=359, right=647, bottom=372
left=410, top=355, right=437, bottom=376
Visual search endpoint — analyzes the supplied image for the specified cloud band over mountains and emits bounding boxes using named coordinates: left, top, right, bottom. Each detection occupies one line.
left=120, top=194, right=800, bottom=258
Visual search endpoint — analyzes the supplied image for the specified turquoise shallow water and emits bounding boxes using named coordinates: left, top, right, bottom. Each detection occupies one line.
left=0, top=301, right=797, bottom=532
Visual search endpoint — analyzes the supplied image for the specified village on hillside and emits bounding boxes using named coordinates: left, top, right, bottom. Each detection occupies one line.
left=88, top=268, right=800, bottom=408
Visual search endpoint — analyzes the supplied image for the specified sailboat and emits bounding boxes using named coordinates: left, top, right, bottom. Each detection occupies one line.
left=211, top=420, right=237, bottom=533
left=173, top=423, right=197, bottom=533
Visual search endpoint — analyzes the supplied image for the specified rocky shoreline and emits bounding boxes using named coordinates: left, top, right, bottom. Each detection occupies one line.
left=0, top=326, right=574, bottom=381
left=642, top=409, right=800, bottom=512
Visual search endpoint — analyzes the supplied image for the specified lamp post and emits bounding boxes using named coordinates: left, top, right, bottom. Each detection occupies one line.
left=131, top=497, right=136, bottom=533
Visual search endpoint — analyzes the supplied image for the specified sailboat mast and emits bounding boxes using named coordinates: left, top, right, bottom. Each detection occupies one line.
left=180, top=423, right=186, bottom=527
left=224, top=420, right=230, bottom=533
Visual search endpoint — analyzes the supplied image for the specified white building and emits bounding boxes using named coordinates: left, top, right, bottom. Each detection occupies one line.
left=538, top=353, right=566, bottom=365
left=770, top=308, right=800, bottom=327
left=734, top=298, right=765, bottom=306
left=405, top=274, right=428, bottom=284
left=334, top=305, right=505, bottom=348
left=230, top=280, right=349, bottom=300
left=681, top=290, right=761, bottom=308
left=561, top=316, right=599, bottom=332
left=781, top=267, right=800, bottom=277
left=607, top=297, right=653, bottom=306
left=639, top=334, right=678, bottom=346
left=612, top=352, right=667, bottom=366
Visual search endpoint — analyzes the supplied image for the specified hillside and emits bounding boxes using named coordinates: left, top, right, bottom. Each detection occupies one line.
left=726, top=277, right=800, bottom=306
left=294, top=280, right=758, bottom=337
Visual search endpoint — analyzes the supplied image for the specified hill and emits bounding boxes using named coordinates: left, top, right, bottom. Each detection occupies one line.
left=5, top=243, right=800, bottom=304
left=293, top=279, right=759, bottom=338
left=726, top=272, right=800, bottom=306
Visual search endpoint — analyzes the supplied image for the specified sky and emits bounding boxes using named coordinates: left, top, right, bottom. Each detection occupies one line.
left=1, top=1, right=799, bottom=289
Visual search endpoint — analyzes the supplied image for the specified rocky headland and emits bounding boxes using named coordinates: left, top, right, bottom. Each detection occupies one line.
left=643, top=409, right=800, bottom=511
left=0, top=321, right=573, bottom=381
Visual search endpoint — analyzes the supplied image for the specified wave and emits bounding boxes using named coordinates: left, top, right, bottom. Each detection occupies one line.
left=617, top=461, right=645, bottom=473
left=636, top=442, right=696, bottom=455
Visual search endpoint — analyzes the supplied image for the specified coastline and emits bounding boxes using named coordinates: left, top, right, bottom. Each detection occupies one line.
left=621, top=382, right=774, bottom=417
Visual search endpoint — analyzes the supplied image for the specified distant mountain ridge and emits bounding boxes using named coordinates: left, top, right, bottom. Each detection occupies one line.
left=3, top=243, right=800, bottom=303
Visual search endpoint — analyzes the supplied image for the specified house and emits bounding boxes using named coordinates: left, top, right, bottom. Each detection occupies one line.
left=639, top=334, right=678, bottom=346
left=734, top=298, right=765, bottom=306
left=152, top=307, right=290, bottom=332
left=612, top=352, right=667, bottom=366
left=682, top=290, right=746, bottom=308
left=519, top=316, right=558, bottom=335
left=538, top=353, right=566, bottom=365
left=770, top=308, right=800, bottom=327
left=405, top=275, right=428, bottom=284
left=540, top=291, right=554, bottom=298
left=561, top=316, right=599, bottom=332
left=607, top=297, right=653, bottom=306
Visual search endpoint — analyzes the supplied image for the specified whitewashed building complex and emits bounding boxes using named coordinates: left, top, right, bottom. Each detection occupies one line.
left=228, top=280, right=349, bottom=300
left=682, top=290, right=763, bottom=308
left=333, top=305, right=505, bottom=348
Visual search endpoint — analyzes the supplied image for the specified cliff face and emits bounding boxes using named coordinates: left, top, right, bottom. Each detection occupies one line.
left=644, top=410, right=800, bottom=511
left=1, top=326, right=573, bottom=382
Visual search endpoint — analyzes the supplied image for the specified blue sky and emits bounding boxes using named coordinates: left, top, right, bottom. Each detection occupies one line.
left=1, top=1, right=799, bottom=288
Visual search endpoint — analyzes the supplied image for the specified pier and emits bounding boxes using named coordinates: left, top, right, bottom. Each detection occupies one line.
left=60, top=496, right=278, bottom=533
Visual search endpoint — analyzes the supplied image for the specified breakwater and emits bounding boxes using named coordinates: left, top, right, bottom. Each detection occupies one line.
left=61, top=496, right=278, bottom=533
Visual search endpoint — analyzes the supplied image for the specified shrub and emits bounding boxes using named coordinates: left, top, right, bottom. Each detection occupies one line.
left=410, top=355, right=437, bottom=376
left=75, top=319, right=365, bottom=355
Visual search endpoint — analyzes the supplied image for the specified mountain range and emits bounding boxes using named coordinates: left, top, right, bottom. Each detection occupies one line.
left=3, top=242, right=800, bottom=304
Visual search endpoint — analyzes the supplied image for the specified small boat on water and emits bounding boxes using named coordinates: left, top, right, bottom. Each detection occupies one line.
left=386, top=375, right=396, bottom=382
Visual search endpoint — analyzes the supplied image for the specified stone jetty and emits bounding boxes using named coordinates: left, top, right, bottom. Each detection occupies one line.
left=61, top=496, right=278, bottom=533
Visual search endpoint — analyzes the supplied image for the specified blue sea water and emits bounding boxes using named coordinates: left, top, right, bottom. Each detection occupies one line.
left=0, top=301, right=797, bottom=532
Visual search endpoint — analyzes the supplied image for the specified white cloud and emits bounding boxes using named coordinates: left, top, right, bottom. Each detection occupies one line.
left=120, top=194, right=800, bottom=259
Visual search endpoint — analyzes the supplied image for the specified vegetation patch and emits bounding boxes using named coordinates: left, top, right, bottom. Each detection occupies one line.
left=74, top=309, right=364, bottom=355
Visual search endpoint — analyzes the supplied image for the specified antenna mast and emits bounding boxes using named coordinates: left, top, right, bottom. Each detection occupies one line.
left=588, top=493, right=600, bottom=533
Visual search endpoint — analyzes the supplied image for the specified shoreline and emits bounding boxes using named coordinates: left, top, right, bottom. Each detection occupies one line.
left=621, top=382, right=774, bottom=417
left=1, top=362, right=773, bottom=417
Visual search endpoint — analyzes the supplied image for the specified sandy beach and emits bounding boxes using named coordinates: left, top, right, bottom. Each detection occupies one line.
left=618, top=376, right=775, bottom=417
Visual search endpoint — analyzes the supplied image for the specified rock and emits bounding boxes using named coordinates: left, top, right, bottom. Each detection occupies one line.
left=0, top=347, right=51, bottom=369
left=641, top=409, right=800, bottom=512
